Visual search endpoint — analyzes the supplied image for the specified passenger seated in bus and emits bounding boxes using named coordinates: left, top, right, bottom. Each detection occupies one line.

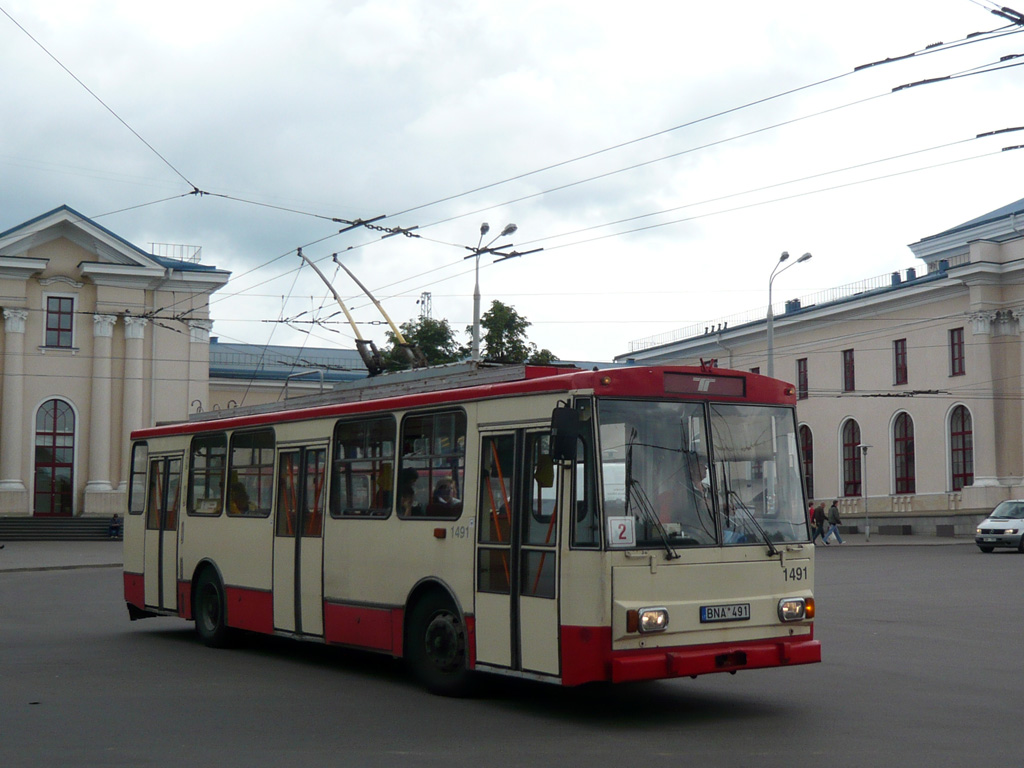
left=228, top=481, right=251, bottom=515
left=398, top=468, right=423, bottom=516
left=427, top=479, right=462, bottom=515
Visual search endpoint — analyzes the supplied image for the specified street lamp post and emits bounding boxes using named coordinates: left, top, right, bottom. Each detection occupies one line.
left=468, top=222, right=517, bottom=362
left=766, top=250, right=812, bottom=378
left=860, top=444, right=872, bottom=542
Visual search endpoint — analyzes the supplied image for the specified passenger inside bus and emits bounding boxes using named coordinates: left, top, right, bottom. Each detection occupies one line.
left=398, top=468, right=423, bottom=516
left=427, top=479, right=462, bottom=515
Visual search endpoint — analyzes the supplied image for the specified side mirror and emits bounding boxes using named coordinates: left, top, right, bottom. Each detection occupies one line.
left=550, top=405, right=579, bottom=463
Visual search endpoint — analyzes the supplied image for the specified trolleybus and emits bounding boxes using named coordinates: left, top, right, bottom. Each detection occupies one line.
left=123, top=363, right=820, bottom=694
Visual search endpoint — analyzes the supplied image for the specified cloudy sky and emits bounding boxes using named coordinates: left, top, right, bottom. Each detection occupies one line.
left=2, top=0, right=1022, bottom=363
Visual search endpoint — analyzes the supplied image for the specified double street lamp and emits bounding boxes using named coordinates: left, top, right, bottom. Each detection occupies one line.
left=766, top=250, right=812, bottom=378
left=464, top=222, right=541, bottom=362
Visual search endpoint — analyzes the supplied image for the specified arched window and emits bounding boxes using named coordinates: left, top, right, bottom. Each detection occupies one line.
left=894, top=412, right=915, bottom=494
left=34, top=399, right=75, bottom=516
left=842, top=419, right=861, bottom=497
left=950, top=405, right=974, bottom=491
left=799, top=425, right=814, bottom=499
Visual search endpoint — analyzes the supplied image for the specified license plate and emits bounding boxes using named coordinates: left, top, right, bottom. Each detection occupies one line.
left=983, top=537, right=996, bottom=542
left=700, top=603, right=751, bottom=623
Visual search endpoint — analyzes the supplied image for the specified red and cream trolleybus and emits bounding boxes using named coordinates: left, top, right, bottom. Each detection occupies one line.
left=123, top=362, right=820, bottom=694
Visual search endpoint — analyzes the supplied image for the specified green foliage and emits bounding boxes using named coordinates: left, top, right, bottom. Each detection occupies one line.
left=383, top=316, right=461, bottom=370
left=468, top=300, right=560, bottom=365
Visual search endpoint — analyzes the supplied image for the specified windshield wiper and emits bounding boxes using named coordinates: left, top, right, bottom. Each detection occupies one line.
left=626, top=428, right=680, bottom=560
left=726, top=489, right=780, bottom=558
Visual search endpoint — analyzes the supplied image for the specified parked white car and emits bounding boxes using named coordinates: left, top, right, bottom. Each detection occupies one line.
left=976, top=500, right=1024, bottom=553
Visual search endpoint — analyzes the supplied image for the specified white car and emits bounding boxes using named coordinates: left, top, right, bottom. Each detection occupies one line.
left=976, top=500, right=1024, bottom=553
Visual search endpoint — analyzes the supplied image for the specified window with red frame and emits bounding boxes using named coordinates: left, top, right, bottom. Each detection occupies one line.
left=949, top=328, right=965, bottom=376
left=45, top=296, right=74, bottom=348
left=799, top=425, right=813, bottom=499
left=842, top=349, right=855, bottom=392
left=893, top=412, right=915, bottom=494
left=893, top=338, right=907, bottom=385
left=842, top=419, right=861, bottom=497
left=950, top=405, right=973, bottom=491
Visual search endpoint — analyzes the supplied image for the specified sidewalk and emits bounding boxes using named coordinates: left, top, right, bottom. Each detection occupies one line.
left=0, top=540, right=123, bottom=572
left=0, top=533, right=976, bottom=573
left=811, top=532, right=973, bottom=547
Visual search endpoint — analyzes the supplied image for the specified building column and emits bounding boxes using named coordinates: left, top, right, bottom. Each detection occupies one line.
left=120, top=316, right=147, bottom=490
left=85, top=314, right=116, bottom=496
left=968, top=311, right=1000, bottom=486
left=0, top=309, right=28, bottom=499
left=188, top=319, right=213, bottom=413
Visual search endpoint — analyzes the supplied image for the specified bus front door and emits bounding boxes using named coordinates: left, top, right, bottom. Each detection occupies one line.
left=474, top=430, right=560, bottom=677
left=272, top=447, right=326, bottom=636
left=143, top=456, right=181, bottom=612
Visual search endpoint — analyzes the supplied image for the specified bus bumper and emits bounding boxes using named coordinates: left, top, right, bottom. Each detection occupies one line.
left=609, top=636, right=821, bottom=683
left=560, top=625, right=820, bottom=686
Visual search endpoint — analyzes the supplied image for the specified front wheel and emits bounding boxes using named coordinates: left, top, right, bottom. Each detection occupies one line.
left=194, top=568, right=233, bottom=648
left=406, top=593, right=474, bottom=696
left=978, top=545, right=995, bottom=554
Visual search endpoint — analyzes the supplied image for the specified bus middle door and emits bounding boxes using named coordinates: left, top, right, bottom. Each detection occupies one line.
left=475, top=430, right=560, bottom=677
left=143, top=455, right=181, bottom=612
left=272, top=446, right=327, bottom=636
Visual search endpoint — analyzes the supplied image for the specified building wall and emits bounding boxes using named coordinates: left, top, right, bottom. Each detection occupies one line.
left=617, top=226, right=1024, bottom=534
left=0, top=208, right=227, bottom=517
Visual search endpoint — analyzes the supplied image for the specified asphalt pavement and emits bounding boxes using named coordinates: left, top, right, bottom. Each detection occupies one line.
left=0, top=532, right=973, bottom=573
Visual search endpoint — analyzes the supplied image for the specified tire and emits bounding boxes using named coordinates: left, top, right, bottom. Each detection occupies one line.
left=406, top=592, right=474, bottom=696
left=978, top=545, right=995, bottom=554
left=1018, top=537, right=1024, bottom=554
left=193, top=568, right=233, bottom=648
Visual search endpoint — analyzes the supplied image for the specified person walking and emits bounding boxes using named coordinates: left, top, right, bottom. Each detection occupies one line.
left=826, top=500, right=844, bottom=544
left=812, top=503, right=828, bottom=544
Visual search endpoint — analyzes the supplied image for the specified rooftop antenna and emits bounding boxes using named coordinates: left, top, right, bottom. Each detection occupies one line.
left=297, top=248, right=384, bottom=376
left=333, top=256, right=428, bottom=369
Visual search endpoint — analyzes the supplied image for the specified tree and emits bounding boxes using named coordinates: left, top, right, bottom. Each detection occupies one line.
left=471, top=300, right=559, bottom=364
left=383, top=316, right=461, bottom=370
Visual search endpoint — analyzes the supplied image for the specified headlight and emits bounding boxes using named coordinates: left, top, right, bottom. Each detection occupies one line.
left=626, top=607, right=670, bottom=633
left=1006, top=529, right=1019, bottom=535
left=778, top=597, right=813, bottom=622
left=976, top=527, right=983, bottom=534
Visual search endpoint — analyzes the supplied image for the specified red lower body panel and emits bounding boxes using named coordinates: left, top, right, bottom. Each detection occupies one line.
left=562, top=625, right=820, bottom=686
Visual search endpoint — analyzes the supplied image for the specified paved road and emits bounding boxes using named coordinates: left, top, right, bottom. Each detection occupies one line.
left=1, top=540, right=1014, bottom=768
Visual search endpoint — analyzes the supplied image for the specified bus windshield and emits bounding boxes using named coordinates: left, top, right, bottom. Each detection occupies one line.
left=597, top=399, right=806, bottom=550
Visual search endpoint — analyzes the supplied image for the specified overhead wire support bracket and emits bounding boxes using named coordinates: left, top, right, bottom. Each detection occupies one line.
left=493, top=246, right=544, bottom=263
left=334, top=214, right=387, bottom=234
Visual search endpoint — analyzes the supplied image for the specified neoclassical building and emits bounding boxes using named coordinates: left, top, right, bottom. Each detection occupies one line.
left=0, top=206, right=229, bottom=517
left=616, top=197, right=1024, bottom=534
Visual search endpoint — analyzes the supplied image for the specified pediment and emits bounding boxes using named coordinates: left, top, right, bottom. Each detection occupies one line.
left=0, top=205, right=162, bottom=269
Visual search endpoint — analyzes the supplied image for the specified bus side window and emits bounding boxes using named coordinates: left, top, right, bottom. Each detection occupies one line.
left=331, top=416, right=396, bottom=518
left=188, top=433, right=226, bottom=516
left=128, top=441, right=148, bottom=516
left=227, top=429, right=275, bottom=517
left=572, top=434, right=600, bottom=548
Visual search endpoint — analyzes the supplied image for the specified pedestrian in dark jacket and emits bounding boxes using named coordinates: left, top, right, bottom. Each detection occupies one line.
left=812, top=503, right=828, bottom=545
left=826, top=500, right=844, bottom=544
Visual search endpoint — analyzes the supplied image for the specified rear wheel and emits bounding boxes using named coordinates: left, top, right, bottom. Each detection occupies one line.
left=194, top=568, right=233, bottom=648
left=406, top=592, right=473, bottom=696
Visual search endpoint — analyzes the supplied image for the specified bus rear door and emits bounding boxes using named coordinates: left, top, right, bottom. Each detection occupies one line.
left=272, top=446, right=327, bottom=636
left=143, top=455, right=181, bottom=612
left=475, top=430, right=560, bottom=677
